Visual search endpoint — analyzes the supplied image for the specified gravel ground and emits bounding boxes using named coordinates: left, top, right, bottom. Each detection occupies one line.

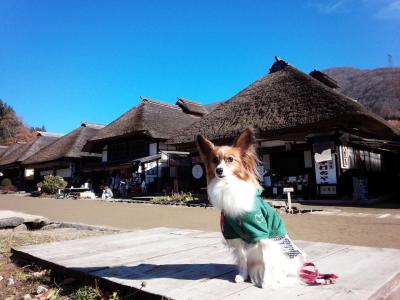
left=0, top=194, right=399, bottom=248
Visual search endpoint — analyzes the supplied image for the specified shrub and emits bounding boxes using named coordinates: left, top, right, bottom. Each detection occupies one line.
left=0, top=178, right=12, bottom=186
left=40, top=175, right=67, bottom=194
left=70, top=285, right=101, bottom=300
left=156, top=192, right=193, bottom=203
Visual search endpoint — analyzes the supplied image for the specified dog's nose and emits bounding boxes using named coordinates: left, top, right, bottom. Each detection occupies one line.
left=216, top=168, right=223, bottom=176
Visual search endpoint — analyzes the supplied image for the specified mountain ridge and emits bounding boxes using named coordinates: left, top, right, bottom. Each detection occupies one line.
left=323, top=66, right=400, bottom=120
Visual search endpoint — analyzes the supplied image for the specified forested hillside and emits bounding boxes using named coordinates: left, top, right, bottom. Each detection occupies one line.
left=0, top=99, right=45, bottom=145
left=323, top=67, right=400, bottom=120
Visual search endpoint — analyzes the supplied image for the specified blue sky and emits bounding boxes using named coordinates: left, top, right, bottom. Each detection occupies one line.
left=1, top=0, right=399, bottom=134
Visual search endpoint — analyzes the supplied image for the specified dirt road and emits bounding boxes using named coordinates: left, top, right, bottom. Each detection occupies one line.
left=1, top=194, right=399, bottom=248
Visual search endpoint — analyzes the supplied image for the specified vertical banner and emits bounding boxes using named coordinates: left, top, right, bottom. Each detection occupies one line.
left=339, top=145, right=350, bottom=169
left=314, top=154, right=337, bottom=184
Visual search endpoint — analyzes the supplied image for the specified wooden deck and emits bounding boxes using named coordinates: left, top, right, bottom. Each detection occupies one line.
left=12, top=227, right=400, bottom=300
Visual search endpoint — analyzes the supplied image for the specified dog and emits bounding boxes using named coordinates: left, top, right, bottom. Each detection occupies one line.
left=196, top=128, right=306, bottom=288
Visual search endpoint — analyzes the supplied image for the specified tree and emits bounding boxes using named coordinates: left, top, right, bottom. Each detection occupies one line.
left=30, top=125, right=46, bottom=132
left=0, top=99, right=22, bottom=144
left=0, top=99, right=45, bottom=145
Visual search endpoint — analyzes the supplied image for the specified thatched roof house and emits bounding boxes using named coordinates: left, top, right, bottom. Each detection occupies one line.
left=85, top=98, right=205, bottom=152
left=168, top=59, right=399, bottom=145
left=0, top=143, right=26, bottom=166
left=0, top=132, right=62, bottom=169
left=22, top=123, right=103, bottom=167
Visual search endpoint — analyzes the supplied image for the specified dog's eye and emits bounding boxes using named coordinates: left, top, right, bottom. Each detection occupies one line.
left=212, top=157, right=219, bottom=164
left=226, top=157, right=234, bottom=163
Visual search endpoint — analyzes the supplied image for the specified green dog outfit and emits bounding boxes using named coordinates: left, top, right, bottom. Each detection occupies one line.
left=220, top=190, right=301, bottom=258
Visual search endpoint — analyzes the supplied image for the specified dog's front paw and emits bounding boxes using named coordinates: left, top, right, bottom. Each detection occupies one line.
left=234, top=274, right=246, bottom=283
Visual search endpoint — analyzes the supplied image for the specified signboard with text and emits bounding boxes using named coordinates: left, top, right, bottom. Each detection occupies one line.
left=314, top=154, right=337, bottom=184
left=339, top=145, right=350, bottom=169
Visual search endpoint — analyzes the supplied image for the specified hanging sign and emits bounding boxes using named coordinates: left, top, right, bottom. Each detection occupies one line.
left=339, top=145, right=350, bottom=169
left=314, top=154, right=337, bottom=184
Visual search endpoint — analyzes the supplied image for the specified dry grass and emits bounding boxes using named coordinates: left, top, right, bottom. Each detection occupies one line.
left=0, top=228, right=129, bottom=300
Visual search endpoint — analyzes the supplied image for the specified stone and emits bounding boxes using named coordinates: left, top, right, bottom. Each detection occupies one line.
left=7, top=277, right=15, bottom=286
left=0, top=217, right=24, bottom=229
left=22, top=294, right=32, bottom=300
left=5, top=296, right=15, bottom=300
left=0, top=275, right=3, bottom=281
left=13, top=223, right=28, bottom=231
left=32, top=270, right=47, bottom=278
left=40, top=223, right=60, bottom=230
left=36, top=285, right=48, bottom=294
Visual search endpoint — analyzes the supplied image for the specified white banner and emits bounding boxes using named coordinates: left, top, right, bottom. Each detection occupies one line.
left=315, top=154, right=337, bottom=184
left=339, top=145, right=350, bottom=169
left=314, top=149, right=332, bottom=163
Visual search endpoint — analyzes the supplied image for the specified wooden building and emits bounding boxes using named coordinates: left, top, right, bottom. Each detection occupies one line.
left=168, top=58, right=400, bottom=201
left=0, top=132, right=62, bottom=189
left=83, top=97, right=207, bottom=193
left=22, top=123, right=103, bottom=187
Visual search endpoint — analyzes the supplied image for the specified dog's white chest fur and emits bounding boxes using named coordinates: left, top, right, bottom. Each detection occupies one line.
left=207, top=176, right=257, bottom=218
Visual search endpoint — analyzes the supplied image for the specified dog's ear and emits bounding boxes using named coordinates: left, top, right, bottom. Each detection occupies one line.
left=196, top=135, right=215, bottom=162
left=233, top=128, right=255, bottom=154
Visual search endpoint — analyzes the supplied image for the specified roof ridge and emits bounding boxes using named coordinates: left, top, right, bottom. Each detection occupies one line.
left=37, top=131, right=64, bottom=137
left=81, top=122, right=105, bottom=129
left=177, top=97, right=204, bottom=106
left=141, top=97, right=181, bottom=110
left=65, top=124, right=101, bottom=158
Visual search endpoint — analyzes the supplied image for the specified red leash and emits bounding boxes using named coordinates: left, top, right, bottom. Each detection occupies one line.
left=299, top=262, right=339, bottom=285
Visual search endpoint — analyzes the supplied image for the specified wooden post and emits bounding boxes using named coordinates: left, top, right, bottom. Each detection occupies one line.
left=283, top=187, right=294, bottom=214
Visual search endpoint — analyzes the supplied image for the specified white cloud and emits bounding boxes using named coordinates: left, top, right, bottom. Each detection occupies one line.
left=307, top=0, right=349, bottom=14
left=375, top=0, right=400, bottom=20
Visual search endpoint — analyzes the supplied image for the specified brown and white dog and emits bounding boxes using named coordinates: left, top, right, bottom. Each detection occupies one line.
left=196, top=128, right=305, bottom=288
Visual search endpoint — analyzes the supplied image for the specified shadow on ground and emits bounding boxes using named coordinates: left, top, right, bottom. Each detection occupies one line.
left=74, top=263, right=237, bottom=281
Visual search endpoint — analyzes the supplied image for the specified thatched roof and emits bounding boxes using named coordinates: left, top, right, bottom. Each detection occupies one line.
left=309, top=70, right=339, bottom=89
left=0, top=146, right=9, bottom=159
left=86, top=98, right=201, bottom=149
left=0, top=132, right=61, bottom=168
left=176, top=98, right=208, bottom=116
left=168, top=59, right=400, bottom=144
left=205, top=101, right=223, bottom=112
left=0, top=143, right=26, bottom=166
left=36, top=131, right=64, bottom=138
left=22, top=123, right=103, bottom=166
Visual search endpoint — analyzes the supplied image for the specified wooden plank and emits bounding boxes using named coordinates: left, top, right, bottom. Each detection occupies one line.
left=14, top=231, right=221, bottom=272
left=169, top=240, right=348, bottom=300
left=16, top=227, right=183, bottom=253
left=92, top=243, right=236, bottom=298
left=15, top=228, right=204, bottom=260
left=59, top=236, right=218, bottom=270
left=11, top=228, right=400, bottom=300
left=223, top=246, right=400, bottom=300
